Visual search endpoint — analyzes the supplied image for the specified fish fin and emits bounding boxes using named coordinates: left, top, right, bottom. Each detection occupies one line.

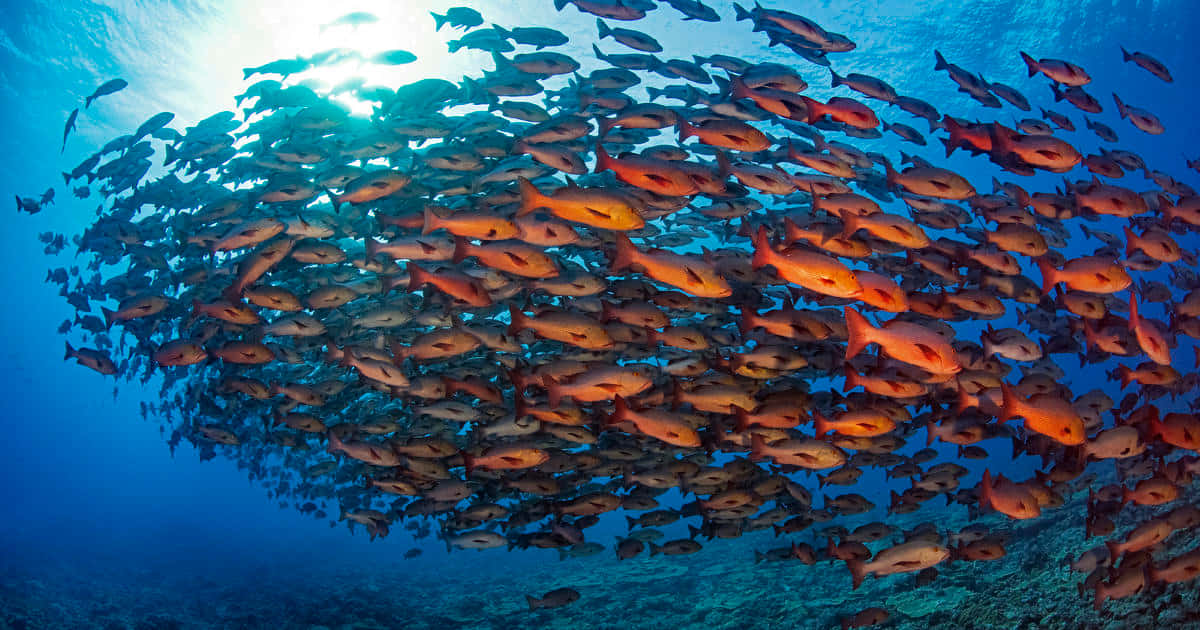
left=842, top=307, right=873, bottom=361
left=1019, top=51, right=1038, bottom=77
left=610, top=233, right=637, bottom=272
left=516, top=177, right=543, bottom=217
left=933, top=50, right=948, bottom=71
left=846, top=557, right=866, bottom=590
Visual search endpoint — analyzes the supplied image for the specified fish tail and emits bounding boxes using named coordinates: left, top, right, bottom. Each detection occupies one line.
left=711, top=74, right=730, bottom=98
left=431, top=12, right=446, bottom=31
left=732, top=406, right=751, bottom=433
left=64, top=341, right=75, bottom=361
left=516, top=177, right=543, bottom=217
left=610, top=233, right=637, bottom=272
left=451, top=236, right=470, bottom=264
left=842, top=364, right=860, bottom=393
left=1035, top=257, right=1057, bottom=295
left=544, top=375, right=563, bottom=409
left=422, top=205, right=440, bottom=236
left=1122, top=225, right=1137, bottom=258
left=830, top=70, right=842, bottom=88
left=979, top=468, right=994, bottom=511
left=955, top=384, right=974, bottom=414
left=737, top=305, right=756, bottom=336
left=507, top=304, right=528, bottom=335
left=461, top=451, right=476, bottom=477
left=1019, top=51, right=1038, bottom=77
left=1120, top=47, right=1132, bottom=62
left=406, top=263, right=428, bottom=292
left=596, top=18, right=611, bottom=40
left=594, top=139, right=613, bottom=173
left=553, top=0, right=568, bottom=10
left=750, top=225, right=772, bottom=270
left=933, top=50, right=948, bottom=71
left=101, top=307, right=115, bottom=330
left=326, top=430, right=343, bottom=454
left=842, top=307, right=873, bottom=361
left=648, top=542, right=660, bottom=557
left=525, top=595, right=538, bottom=611
left=676, top=117, right=695, bottom=141
left=846, top=557, right=866, bottom=590
left=610, top=395, right=630, bottom=425
left=813, top=411, right=830, bottom=436
left=733, top=3, right=751, bottom=21
left=1112, top=92, right=1126, bottom=118
left=840, top=211, right=860, bottom=239
left=748, top=432, right=766, bottom=462
left=998, top=383, right=1017, bottom=423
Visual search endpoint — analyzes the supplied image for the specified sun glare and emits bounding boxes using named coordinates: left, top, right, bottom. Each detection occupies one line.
left=189, top=0, right=496, bottom=117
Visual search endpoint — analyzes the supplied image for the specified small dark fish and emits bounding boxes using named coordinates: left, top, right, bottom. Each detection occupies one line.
left=525, top=587, right=579, bottom=610
left=61, top=108, right=78, bottom=153
left=432, top=7, right=483, bottom=31
left=85, top=78, right=128, bottom=108
left=1120, top=47, right=1172, bottom=82
left=14, top=195, right=39, bottom=214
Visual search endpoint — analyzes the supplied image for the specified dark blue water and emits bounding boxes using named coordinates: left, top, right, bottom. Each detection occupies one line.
left=2, top=1, right=1199, bottom=628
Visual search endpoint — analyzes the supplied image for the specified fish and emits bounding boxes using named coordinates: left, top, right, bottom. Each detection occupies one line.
left=35, top=2, right=1200, bottom=621
left=1120, top=47, right=1172, bottom=82
left=370, top=50, right=417, bottom=65
left=525, top=587, right=580, bottom=610
left=321, top=12, right=378, bottom=31
left=84, top=78, right=128, bottom=108
left=432, top=7, right=484, bottom=32
left=61, top=108, right=78, bottom=153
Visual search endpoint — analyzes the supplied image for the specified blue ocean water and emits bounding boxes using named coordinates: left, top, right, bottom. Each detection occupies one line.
left=1, top=1, right=1199, bottom=628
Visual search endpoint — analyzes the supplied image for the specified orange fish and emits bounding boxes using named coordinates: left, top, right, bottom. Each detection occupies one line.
left=611, top=233, right=732, bottom=298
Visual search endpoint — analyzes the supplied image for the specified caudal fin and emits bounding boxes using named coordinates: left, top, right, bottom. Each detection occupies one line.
left=846, top=557, right=866, bottom=590
left=516, top=177, right=544, bottom=217
left=610, top=233, right=638, bottom=272
left=407, top=263, right=429, bottom=292
left=998, top=382, right=1019, bottom=423
left=843, top=307, right=874, bottom=361
left=422, top=205, right=440, bottom=235
left=1019, top=51, right=1038, bottom=77
left=1035, top=257, right=1058, bottom=295
left=750, top=225, right=773, bottom=270
left=813, top=411, right=831, bottom=436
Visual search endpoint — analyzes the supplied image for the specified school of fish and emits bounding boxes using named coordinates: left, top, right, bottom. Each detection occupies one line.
left=30, top=0, right=1200, bottom=622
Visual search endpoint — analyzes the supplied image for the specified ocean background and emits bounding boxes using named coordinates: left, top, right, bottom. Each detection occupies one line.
left=1, top=1, right=1198, bottom=628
